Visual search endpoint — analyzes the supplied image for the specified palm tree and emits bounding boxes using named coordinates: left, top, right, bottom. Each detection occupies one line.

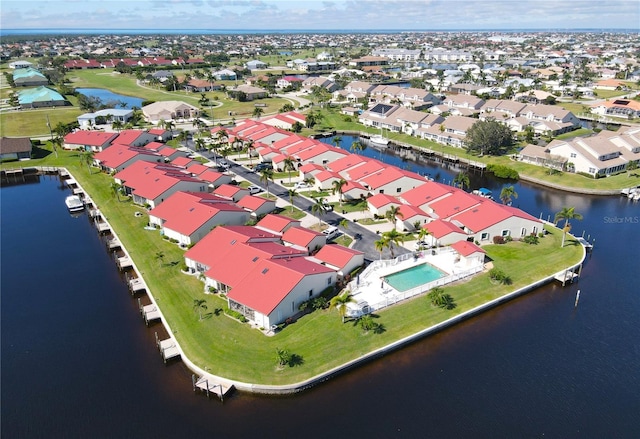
left=164, top=120, right=175, bottom=135
left=453, top=172, right=470, bottom=191
left=417, top=226, right=431, bottom=248
left=194, top=138, right=205, bottom=152
left=381, top=229, right=404, bottom=258
left=500, top=185, right=518, bottom=205
left=332, top=135, right=342, bottom=148
left=350, top=140, right=365, bottom=155
left=331, top=178, right=347, bottom=206
left=192, top=298, right=208, bottom=321
left=252, top=107, right=264, bottom=119
left=287, top=188, right=297, bottom=212
left=554, top=207, right=583, bottom=248
left=260, top=167, right=274, bottom=196
left=155, top=251, right=165, bottom=267
left=110, top=182, right=123, bottom=202
left=112, top=119, right=124, bottom=132
left=385, top=205, right=403, bottom=230
left=329, top=290, right=355, bottom=323
left=80, top=150, right=94, bottom=173
left=283, top=156, right=296, bottom=184
left=51, top=136, right=62, bottom=158
left=374, top=238, right=386, bottom=260
left=311, top=197, right=326, bottom=228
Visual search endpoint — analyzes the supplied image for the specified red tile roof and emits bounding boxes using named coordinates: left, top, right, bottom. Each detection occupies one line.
left=367, top=193, right=400, bottom=209
left=237, top=195, right=274, bottom=211
left=314, top=244, right=363, bottom=269
left=64, top=130, right=119, bottom=147
left=281, top=226, right=324, bottom=247
left=400, top=181, right=453, bottom=208
left=184, top=225, right=280, bottom=267
left=148, top=191, right=240, bottom=235
left=256, top=214, right=301, bottom=234
left=451, top=240, right=485, bottom=257
left=94, top=144, right=161, bottom=169
left=227, top=257, right=333, bottom=315
left=424, top=219, right=467, bottom=239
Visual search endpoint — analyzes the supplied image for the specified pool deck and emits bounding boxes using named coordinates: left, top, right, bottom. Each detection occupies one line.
left=347, top=247, right=485, bottom=316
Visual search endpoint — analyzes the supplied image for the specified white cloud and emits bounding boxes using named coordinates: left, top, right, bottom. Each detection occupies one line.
left=1, top=0, right=638, bottom=30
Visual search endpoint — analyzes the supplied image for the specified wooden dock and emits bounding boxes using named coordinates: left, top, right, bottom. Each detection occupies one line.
left=192, top=375, right=234, bottom=402
left=554, top=265, right=582, bottom=286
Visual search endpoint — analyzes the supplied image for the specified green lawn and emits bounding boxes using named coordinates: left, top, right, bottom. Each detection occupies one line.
left=1, top=148, right=584, bottom=385
left=1, top=107, right=84, bottom=137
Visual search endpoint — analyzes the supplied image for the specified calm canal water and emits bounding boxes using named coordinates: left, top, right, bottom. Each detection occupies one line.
left=2, top=157, right=639, bottom=437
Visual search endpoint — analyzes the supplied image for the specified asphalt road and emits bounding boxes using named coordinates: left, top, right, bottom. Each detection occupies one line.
left=183, top=140, right=410, bottom=262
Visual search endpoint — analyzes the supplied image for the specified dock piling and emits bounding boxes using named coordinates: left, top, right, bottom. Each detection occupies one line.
left=574, top=290, right=581, bottom=308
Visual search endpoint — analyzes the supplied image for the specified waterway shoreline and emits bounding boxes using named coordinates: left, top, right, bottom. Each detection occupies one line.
left=51, top=166, right=588, bottom=395
left=316, top=130, right=631, bottom=196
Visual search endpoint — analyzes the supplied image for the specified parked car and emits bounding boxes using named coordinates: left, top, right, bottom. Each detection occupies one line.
left=254, top=162, right=272, bottom=172
left=321, top=199, right=333, bottom=211
left=247, top=185, right=262, bottom=195
left=294, top=181, right=310, bottom=190
left=322, top=226, right=340, bottom=241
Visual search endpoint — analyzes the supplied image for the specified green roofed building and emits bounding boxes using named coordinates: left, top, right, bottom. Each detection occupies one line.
left=12, top=68, right=49, bottom=87
left=17, top=86, right=67, bottom=109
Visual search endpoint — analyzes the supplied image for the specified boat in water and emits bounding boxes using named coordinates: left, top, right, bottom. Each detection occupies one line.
left=369, top=134, right=389, bottom=146
left=65, top=195, right=85, bottom=212
left=472, top=187, right=494, bottom=199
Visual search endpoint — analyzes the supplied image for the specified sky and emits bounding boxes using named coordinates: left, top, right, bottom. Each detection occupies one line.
left=1, top=0, right=639, bottom=31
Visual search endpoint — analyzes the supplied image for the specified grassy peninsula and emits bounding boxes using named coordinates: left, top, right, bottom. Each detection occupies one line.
left=1, top=149, right=585, bottom=385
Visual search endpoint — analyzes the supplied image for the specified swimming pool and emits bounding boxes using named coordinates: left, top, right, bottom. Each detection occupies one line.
left=384, top=263, right=447, bottom=292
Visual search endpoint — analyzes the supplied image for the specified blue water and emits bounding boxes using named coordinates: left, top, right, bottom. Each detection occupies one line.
left=75, top=88, right=144, bottom=109
left=385, top=263, right=446, bottom=292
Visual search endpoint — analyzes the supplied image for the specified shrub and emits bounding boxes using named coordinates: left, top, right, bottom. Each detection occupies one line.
left=224, top=307, right=248, bottom=323
left=489, top=267, right=512, bottom=285
left=487, top=164, right=519, bottom=180
left=522, top=234, right=539, bottom=245
left=493, top=236, right=505, bottom=244
left=504, top=235, right=513, bottom=242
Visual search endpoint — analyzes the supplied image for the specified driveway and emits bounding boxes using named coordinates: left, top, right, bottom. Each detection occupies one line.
left=183, top=142, right=409, bottom=262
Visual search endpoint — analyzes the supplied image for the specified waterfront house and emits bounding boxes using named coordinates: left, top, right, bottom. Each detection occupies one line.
left=93, top=143, right=164, bottom=173
left=114, top=161, right=208, bottom=208
left=115, top=129, right=158, bottom=147
left=184, top=225, right=282, bottom=274
left=148, top=191, right=249, bottom=246
left=226, top=256, right=336, bottom=328
left=63, top=130, right=119, bottom=152
left=0, top=137, right=32, bottom=161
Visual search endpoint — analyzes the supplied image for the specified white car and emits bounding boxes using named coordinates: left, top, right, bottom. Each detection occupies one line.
left=247, top=185, right=262, bottom=195
left=293, top=182, right=310, bottom=190
left=322, top=226, right=340, bottom=241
